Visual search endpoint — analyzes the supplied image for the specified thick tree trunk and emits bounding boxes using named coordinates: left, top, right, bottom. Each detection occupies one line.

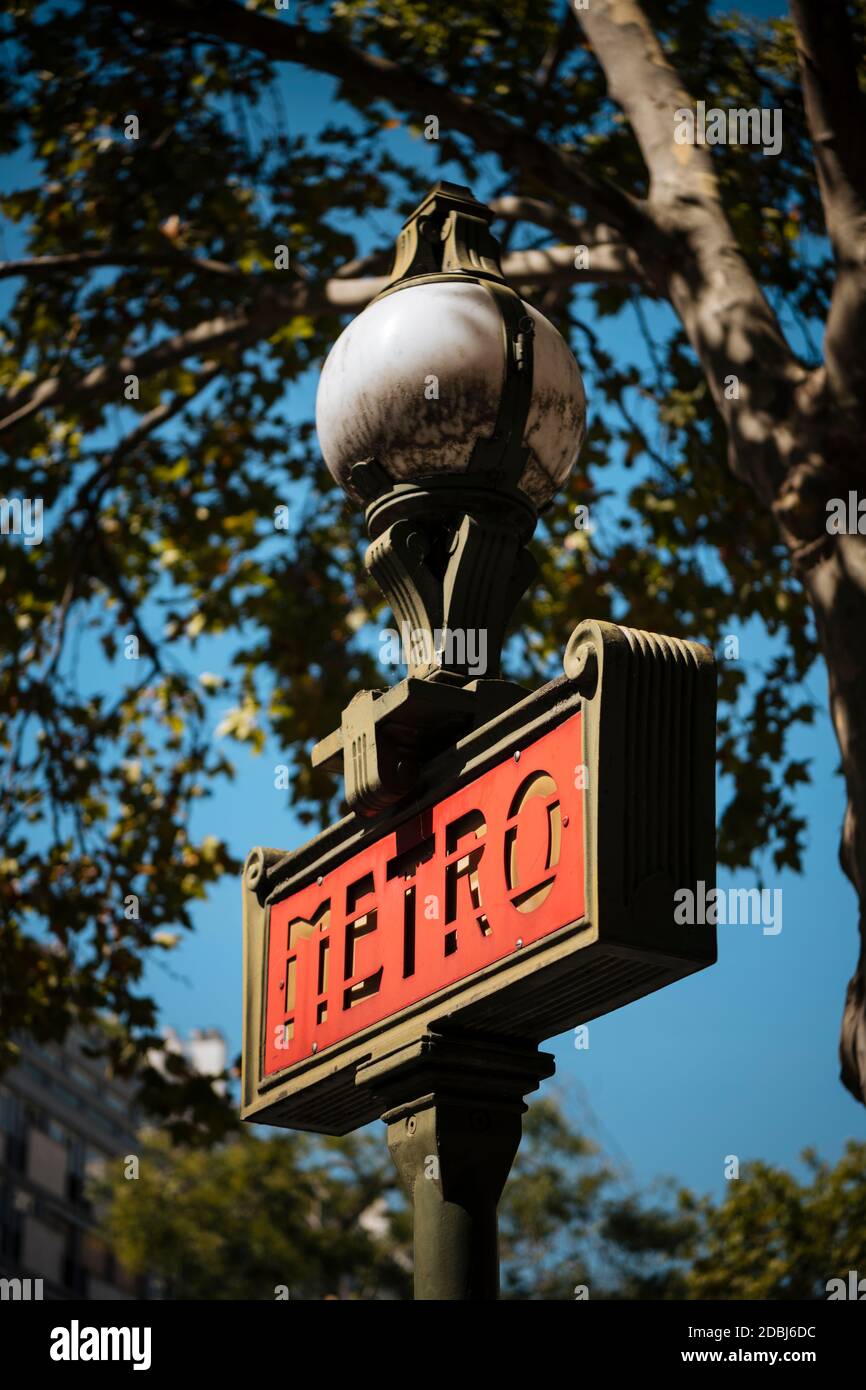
left=802, top=531, right=866, bottom=1100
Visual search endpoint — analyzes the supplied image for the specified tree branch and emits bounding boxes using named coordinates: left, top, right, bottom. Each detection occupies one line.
left=110, top=0, right=653, bottom=250
left=490, top=199, right=648, bottom=285
left=533, top=6, right=578, bottom=97
left=490, top=195, right=595, bottom=241
left=0, top=250, right=254, bottom=282
left=574, top=0, right=805, bottom=504
left=0, top=298, right=289, bottom=436
left=571, top=0, right=719, bottom=208
left=503, top=242, right=641, bottom=289
left=790, top=0, right=866, bottom=418
left=70, top=360, right=222, bottom=525
left=0, top=244, right=642, bottom=435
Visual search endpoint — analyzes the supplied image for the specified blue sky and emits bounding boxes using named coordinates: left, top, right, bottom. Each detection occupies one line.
left=3, top=0, right=864, bottom=1205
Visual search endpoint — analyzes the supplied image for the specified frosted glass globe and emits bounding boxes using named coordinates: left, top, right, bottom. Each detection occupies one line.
left=315, top=280, right=586, bottom=509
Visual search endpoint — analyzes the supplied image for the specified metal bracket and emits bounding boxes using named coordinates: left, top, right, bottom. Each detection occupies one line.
left=312, top=676, right=524, bottom=818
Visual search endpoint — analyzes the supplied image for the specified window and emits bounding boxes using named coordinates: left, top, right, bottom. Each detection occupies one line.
left=68, top=1066, right=99, bottom=1094
left=63, top=1226, right=89, bottom=1296
left=22, top=1061, right=52, bottom=1090
left=0, top=1093, right=27, bottom=1172
left=0, top=1185, right=24, bottom=1261
left=0, top=1089, right=25, bottom=1136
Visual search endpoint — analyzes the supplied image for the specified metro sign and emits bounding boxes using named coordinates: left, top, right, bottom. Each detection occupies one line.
left=241, top=619, right=717, bottom=1134
left=263, top=711, right=585, bottom=1076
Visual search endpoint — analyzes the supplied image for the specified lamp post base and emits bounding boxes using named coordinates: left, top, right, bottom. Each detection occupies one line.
left=357, top=1031, right=555, bottom=1300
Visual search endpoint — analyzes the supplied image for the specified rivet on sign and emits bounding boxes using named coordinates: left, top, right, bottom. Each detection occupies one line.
left=563, top=815, right=570, bottom=828
left=311, top=1042, right=318, bottom=1054
left=406, top=1116, right=417, bottom=1135
left=317, top=875, right=323, bottom=885
left=516, top=938, right=523, bottom=949
left=514, top=749, right=521, bottom=762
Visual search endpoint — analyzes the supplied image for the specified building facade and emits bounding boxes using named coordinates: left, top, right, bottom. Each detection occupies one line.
left=0, top=1031, right=147, bottom=1300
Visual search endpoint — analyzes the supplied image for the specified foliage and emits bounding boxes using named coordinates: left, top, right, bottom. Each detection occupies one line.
left=0, top=0, right=851, bottom=1121
left=101, top=1123, right=412, bottom=1299
left=683, top=1142, right=866, bottom=1299
left=98, top=1095, right=866, bottom=1300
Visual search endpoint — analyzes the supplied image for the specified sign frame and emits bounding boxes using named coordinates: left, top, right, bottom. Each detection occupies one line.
left=241, top=619, right=716, bottom=1134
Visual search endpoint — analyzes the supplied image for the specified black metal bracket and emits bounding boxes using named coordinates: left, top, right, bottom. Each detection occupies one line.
left=312, top=675, right=526, bottom=818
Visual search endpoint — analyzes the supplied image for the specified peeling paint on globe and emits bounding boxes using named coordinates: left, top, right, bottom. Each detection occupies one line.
left=315, top=281, right=587, bottom=509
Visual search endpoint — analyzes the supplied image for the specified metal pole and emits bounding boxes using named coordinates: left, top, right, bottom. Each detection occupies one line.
left=359, top=1030, right=555, bottom=1300
left=385, top=1096, right=520, bottom=1299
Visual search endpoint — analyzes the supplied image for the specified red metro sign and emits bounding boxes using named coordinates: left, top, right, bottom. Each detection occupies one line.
left=263, top=711, right=585, bottom=1075
left=242, top=620, right=717, bottom=1135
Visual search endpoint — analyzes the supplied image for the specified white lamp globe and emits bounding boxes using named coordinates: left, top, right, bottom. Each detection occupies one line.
left=315, top=279, right=586, bottom=510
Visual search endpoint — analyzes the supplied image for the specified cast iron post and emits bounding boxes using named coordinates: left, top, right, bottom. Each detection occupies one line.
left=357, top=1031, right=554, bottom=1299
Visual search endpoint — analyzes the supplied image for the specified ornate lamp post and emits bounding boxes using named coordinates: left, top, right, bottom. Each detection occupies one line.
left=240, top=181, right=717, bottom=1302
left=312, top=181, right=586, bottom=815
